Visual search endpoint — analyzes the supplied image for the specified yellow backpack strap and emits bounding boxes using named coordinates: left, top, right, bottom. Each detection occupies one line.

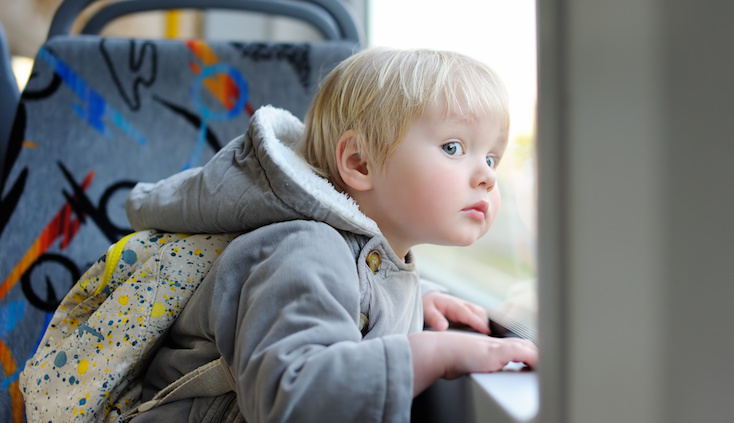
left=96, top=232, right=137, bottom=295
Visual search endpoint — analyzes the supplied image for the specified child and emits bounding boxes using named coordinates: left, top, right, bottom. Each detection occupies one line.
left=126, top=47, right=538, bottom=422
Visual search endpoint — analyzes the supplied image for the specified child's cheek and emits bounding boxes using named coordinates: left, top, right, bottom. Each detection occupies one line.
left=487, top=185, right=502, bottom=228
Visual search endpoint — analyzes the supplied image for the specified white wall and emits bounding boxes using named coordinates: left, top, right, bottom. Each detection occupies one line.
left=537, top=1, right=734, bottom=422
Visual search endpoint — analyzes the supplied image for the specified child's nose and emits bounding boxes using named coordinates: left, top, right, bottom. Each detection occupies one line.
left=472, top=161, right=497, bottom=191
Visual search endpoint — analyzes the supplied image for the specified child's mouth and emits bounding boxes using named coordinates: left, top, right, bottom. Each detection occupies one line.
left=462, top=201, right=489, bottom=222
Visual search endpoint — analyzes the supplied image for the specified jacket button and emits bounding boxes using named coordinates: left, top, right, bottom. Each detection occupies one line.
left=366, top=250, right=381, bottom=274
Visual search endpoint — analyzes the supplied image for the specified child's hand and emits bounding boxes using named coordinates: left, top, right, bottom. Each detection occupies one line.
left=408, top=331, right=538, bottom=396
left=422, top=291, right=490, bottom=334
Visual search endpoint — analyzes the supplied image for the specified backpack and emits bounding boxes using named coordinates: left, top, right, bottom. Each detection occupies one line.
left=18, top=230, right=238, bottom=422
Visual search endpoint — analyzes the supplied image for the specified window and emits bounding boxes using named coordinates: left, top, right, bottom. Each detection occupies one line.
left=368, top=0, right=538, bottom=339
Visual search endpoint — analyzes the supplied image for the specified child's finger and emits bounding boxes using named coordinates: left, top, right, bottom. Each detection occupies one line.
left=476, top=338, right=538, bottom=372
left=504, top=338, right=539, bottom=368
left=423, top=305, right=449, bottom=331
left=467, top=302, right=488, bottom=319
left=446, top=302, right=490, bottom=334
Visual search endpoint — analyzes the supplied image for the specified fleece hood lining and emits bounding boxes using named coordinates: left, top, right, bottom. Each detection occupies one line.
left=253, top=106, right=380, bottom=236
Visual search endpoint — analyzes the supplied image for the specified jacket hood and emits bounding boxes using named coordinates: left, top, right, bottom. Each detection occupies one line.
left=126, top=106, right=381, bottom=237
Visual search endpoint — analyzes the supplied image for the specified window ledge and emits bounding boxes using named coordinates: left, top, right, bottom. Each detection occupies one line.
left=470, top=363, right=538, bottom=423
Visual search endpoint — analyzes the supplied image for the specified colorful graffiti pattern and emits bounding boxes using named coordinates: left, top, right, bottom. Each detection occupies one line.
left=0, top=38, right=317, bottom=422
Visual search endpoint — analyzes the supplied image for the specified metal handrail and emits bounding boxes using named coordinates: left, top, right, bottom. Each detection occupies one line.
left=47, top=0, right=361, bottom=43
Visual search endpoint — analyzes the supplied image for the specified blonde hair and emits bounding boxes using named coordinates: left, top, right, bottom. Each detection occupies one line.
left=299, top=47, right=510, bottom=192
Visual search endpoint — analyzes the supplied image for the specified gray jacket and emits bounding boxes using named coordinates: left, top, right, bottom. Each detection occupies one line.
left=126, top=106, right=423, bottom=423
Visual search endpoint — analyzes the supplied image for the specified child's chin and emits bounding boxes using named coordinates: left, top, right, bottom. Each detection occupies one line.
left=448, top=235, right=482, bottom=247
left=431, top=229, right=487, bottom=247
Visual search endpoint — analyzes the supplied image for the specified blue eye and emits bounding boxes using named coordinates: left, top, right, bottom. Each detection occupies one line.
left=486, top=156, right=497, bottom=168
left=442, top=141, right=464, bottom=156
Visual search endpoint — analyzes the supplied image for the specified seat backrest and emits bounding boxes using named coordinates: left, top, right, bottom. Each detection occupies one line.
left=0, top=1, right=360, bottom=421
left=0, top=21, right=19, bottom=179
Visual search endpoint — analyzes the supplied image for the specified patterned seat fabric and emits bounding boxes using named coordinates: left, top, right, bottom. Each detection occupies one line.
left=0, top=34, right=356, bottom=422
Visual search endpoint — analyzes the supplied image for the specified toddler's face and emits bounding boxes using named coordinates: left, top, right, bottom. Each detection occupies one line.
left=366, top=102, right=507, bottom=256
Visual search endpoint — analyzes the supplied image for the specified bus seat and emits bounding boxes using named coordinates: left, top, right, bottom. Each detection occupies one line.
left=0, top=21, right=20, bottom=181
left=0, top=1, right=360, bottom=421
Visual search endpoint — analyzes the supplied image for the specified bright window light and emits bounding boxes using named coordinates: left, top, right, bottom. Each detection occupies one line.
left=368, top=0, right=538, bottom=337
left=11, top=56, right=33, bottom=91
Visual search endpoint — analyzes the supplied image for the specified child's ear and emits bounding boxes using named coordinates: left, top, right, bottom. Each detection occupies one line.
left=336, top=130, right=373, bottom=192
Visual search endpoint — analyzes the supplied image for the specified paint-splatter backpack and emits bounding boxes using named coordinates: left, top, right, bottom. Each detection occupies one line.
left=18, top=230, right=238, bottom=422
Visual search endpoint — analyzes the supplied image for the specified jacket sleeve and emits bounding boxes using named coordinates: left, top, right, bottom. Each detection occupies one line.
left=208, top=221, right=414, bottom=423
left=419, top=278, right=449, bottom=296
